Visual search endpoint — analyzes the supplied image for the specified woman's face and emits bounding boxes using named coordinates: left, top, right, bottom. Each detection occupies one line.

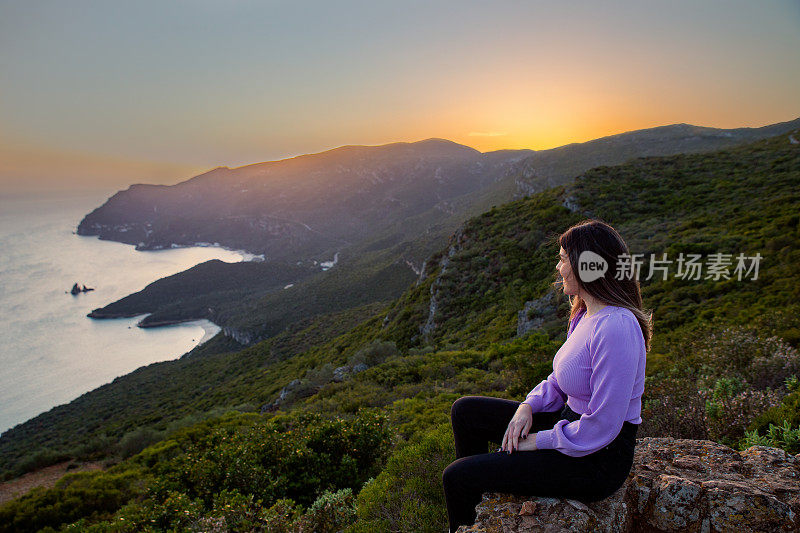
left=557, top=246, right=579, bottom=296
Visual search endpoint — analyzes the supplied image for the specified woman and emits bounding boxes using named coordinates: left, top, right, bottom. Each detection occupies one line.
left=442, top=219, right=652, bottom=532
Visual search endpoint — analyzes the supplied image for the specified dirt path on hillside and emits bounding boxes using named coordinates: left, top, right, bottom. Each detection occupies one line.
left=0, top=461, right=104, bottom=505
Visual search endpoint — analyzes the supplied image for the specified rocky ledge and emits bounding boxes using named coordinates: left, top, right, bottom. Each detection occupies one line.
left=456, top=437, right=800, bottom=533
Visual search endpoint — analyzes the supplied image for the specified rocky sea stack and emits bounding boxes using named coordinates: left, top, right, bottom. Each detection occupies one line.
left=69, top=283, right=94, bottom=295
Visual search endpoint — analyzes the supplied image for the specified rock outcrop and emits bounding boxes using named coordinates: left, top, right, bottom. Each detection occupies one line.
left=457, top=437, right=800, bottom=533
left=421, top=226, right=466, bottom=340
left=221, top=326, right=259, bottom=346
left=69, top=282, right=95, bottom=295
left=516, top=290, right=559, bottom=337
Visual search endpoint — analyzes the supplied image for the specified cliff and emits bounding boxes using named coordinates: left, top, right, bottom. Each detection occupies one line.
left=457, top=437, right=800, bottom=533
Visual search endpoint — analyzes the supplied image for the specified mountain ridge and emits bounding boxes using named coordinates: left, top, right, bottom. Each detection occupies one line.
left=77, top=119, right=800, bottom=261
left=74, top=118, right=800, bottom=346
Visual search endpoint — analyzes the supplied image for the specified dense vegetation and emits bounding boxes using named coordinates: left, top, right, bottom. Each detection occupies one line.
left=0, top=410, right=391, bottom=532
left=89, top=244, right=418, bottom=342
left=87, top=259, right=317, bottom=327
left=1, top=131, right=798, bottom=532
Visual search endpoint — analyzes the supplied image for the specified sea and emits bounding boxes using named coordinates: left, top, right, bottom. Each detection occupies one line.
left=0, top=190, right=255, bottom=434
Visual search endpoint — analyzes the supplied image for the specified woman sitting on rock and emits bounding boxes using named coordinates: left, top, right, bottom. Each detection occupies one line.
left=442, top=219, right=652, bottom=532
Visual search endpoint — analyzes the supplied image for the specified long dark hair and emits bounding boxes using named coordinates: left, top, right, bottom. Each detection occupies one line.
left=554, top=219, right=653, bottom=351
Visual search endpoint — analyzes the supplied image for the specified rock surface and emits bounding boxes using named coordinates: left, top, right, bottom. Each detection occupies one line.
left=456, top=437, right=800, bottom=533
left=516, top=290, right=559, bottom=338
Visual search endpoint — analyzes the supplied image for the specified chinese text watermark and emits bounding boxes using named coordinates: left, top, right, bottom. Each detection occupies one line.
left=577, top=251, right=762, bottom=283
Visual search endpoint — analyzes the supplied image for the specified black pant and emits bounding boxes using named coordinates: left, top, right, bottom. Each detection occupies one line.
left=442, top=395, right=638, bottom=532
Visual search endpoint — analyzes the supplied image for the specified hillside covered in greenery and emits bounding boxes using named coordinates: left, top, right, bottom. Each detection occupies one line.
left=1, top=131, right=799, bottom=532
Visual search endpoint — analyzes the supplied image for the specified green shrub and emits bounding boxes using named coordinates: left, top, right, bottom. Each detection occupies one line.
left=742, top=420, right=800, bottom=454
left=114, top=489, right=204, bottom=532
left=703, top=377, right=782, bottom=446
left=299, top=487, right=357, bottom=533
left=747, top=380, right=800, bottom=437
left=694, top=327, right=800, bottom=391
left=117, top=427, right=164, bottom=459
left=642, top=324, right=800, bottom=443
left=11, top=449, right=70, bottom=479
left=152, top=410, right=391, bottom=508
left=0, top=469, right=145, bottom=533
left=490, top=332, right=560, bottom=398
left=351, top=423, right=454, bottom=533
left=349, top=340, right=400, bottom=367
left=259, top=498, right=302, bottom=533
left=640, top=374, right=707, bottom=440
left=306, top=363, right=336, bottom=388
left=206, top=489, right=270, bottom=532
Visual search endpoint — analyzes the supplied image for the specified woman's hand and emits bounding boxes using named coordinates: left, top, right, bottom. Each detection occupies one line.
left=501, top=402, right=534, bottom=453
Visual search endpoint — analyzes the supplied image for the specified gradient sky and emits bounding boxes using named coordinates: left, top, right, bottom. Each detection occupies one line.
left=1, top=0, right=799, bottom=192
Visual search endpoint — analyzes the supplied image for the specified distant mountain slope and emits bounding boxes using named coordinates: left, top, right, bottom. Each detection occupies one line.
left=77, top=119, right=800, bottom=264
left=503, top=117, right=800, bottom=198
left=77, top=138, right=527, bottom=261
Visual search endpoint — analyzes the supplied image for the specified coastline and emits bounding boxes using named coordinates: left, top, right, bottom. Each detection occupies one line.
left=135, top=313, right=222, bottom=342
left=126, top=313, right=221, bottom=343
left=0, top=194, right=246, bottom=433
left=0, top=316, right=221, bottom=435
left=85, top=232, right=267, bottom=263
left=196, top=320, right=219, bottom=344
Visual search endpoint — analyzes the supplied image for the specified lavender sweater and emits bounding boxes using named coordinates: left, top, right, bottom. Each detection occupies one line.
left=522, top=305, right=646, bottom=457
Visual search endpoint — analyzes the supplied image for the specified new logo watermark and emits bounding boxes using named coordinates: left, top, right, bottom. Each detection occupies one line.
left=577, top=251, right=608, bottom=282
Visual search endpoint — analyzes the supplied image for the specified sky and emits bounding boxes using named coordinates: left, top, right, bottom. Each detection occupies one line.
left=1, top=0, right=799, bottom=193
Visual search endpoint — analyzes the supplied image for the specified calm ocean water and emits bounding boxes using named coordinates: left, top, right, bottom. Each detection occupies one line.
left=0, top=190, right=251, bottom=434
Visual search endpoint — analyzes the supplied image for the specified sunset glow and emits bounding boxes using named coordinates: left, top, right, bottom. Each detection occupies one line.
left=1, top=0, right=798, bottom=191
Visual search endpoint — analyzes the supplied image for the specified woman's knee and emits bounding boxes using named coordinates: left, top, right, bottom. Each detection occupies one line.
left=450, top=396, right=476, bottom=421
left=442, top=460, right=459, bottom=490
left=450, top=397, right=462, bottom=420
left=442, top=457, right=472, bottom=490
